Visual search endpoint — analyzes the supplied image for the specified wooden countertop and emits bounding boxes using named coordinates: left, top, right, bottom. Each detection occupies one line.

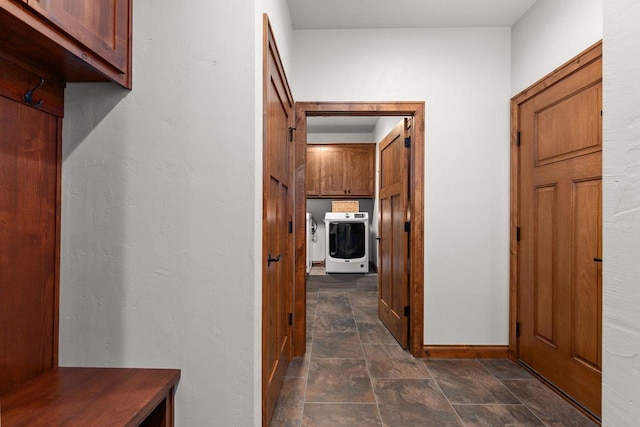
left=0, top=367, right=181, bottom=426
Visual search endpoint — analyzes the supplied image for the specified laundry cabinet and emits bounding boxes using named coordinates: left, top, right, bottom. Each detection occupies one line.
left=306, top=144, right=375, bottom=198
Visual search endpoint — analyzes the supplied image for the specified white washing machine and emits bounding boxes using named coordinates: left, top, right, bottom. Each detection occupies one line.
left=324, top=212, right=369, bottom=274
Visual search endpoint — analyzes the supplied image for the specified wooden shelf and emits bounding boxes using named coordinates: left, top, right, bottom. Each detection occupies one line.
left=0, top=367, right=181, bottom=426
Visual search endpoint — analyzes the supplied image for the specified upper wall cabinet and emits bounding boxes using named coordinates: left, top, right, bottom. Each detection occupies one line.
left=0, top=0, right=132, bottom=88
left=306, top=144, right=376, bottom=199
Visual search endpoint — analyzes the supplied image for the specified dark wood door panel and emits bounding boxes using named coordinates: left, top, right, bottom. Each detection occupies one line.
left=262, top=15, right=294, bottom=427
left=378, top=120, right=409, bottom=348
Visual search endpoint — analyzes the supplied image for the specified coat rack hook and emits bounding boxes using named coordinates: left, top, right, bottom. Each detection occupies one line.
left=24, top=78, right=45, bottom=108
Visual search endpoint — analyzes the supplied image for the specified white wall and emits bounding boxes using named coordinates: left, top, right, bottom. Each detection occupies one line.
left=511, top=0, right=603, bottom=95
left=602, top=1, right=640, bottom=424
left=293, top=28, right=511, bottom=345
left=60, top=0, right=292, bottom=426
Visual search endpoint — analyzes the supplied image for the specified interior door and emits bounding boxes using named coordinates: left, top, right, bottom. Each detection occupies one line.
left=378, top=119, right=410, bottom=348
left=262, top=15, right=294, bottom=427
left=517, top=53, right=602, bottom=416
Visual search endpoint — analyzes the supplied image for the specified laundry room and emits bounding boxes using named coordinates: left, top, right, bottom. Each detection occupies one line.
left=305, top=116, right=406, bottom=274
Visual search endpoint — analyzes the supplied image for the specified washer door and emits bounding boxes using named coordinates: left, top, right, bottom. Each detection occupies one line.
left=328, top=222, right=366, bottom=259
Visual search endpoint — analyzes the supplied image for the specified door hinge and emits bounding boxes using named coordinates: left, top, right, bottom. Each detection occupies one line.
left=516, top=226, right=521, bottom=242
left=404, top=221, right=410, bottom=232
left=515, top=321, right=521, bottom=337
left=289, top=127, right=296, bottom=142
left=288, top=220, right=293, bottom=234
left=288, top=313, right=293, bottom=326
left=404, top=306, right=410, bottom=317
left=516, top=131, right=521, bottom=147
left=404, top=137, right=411, bottom=148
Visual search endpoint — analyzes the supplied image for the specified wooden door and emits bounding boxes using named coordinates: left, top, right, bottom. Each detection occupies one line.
left=0, top=93, right=60, bottom=395
left=262, top=16, right=294, bottom=427
left=517, top=52, right=602, bottom=416
left=27, top=0, right=130, bottom=73
left=378, top=120, right=410, bottom=348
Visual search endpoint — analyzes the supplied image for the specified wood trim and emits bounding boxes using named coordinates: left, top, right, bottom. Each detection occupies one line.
left=425, top=345, right=509, bottom=359
left=53, top=115, right=62, bottom=368
left=512, top=41, right=602, bottom=105
left=294, top=101, right=425, bottom=358
left=509, top=40, right=603, bottom=361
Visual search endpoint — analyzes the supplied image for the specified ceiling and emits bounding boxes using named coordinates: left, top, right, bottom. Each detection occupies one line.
left=287, top=0, right=537, bottom=30
left=307, top=116, right=383, bottom=134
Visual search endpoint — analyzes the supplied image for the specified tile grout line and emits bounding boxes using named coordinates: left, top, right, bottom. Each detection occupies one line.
left=350, top=291, right=385, bottom=426
left=299, top=289, right=319, bottom=426
left=424, top=361, right=469, bottom=427
left=477, top=360, right=551, bottom=427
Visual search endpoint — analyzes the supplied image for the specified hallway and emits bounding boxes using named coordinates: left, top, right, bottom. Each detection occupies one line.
left=270, top=274, right=597, bottom=426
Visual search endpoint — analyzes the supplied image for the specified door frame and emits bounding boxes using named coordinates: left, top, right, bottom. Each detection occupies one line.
left=293, top=102, right=426, bottom=358
left=509, top=41, right=602, bottom=422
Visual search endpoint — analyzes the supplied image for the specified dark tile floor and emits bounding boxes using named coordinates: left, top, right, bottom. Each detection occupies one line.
left=270, top=273, right=597, bottom=426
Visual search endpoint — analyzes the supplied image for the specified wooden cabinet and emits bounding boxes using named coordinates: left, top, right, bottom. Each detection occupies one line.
left=306, top=146, right=322, bottom=196
left=306, top=144, right=375, bottom=198
left=0, top=0, right=132, bottom=87
left=0, top=54, right=178, bottom=426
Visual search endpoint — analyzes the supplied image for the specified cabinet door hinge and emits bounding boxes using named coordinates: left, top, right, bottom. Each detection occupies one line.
left=288, top=313, right=293, bottom=326
left=288, top=220, right=293, bottom=234
left=516, top=131, right=521, bottom=147
left=289, top=127, right=296, bottom=142
left=404, top=137, right=411, bottom=148
left=404, top=221, right=410, bottom=232
left=516, top=321, right=521, bottom=337
left=404, top=306, right=410, bottom=317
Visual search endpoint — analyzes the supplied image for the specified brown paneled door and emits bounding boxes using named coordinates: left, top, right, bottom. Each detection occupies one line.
left=262, top=16, right=294, bottom=427
left=517, top=53, right=602, bottom=416
left=378, top=119, right=410, bottom=348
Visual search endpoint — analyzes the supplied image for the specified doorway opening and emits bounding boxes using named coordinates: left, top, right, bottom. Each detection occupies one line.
left=292, top=102, right=426, bottom=359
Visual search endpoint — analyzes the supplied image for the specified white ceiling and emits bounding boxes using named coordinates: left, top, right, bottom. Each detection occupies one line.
left=287, top=0, right=537, bottom=30
left=307, top=116, right=383, bottom=133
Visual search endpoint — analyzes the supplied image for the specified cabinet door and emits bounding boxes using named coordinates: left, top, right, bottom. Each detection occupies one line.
left=306, top=146, right=322, bottom=196
left=320, top=147, right=348, bottom=196
left=26, top=0, right=130, bottom=73
left=345, top=147, right=375, bottom=196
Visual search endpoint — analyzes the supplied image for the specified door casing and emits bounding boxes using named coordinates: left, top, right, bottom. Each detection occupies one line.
left=293, top=102, right=426, bottom=358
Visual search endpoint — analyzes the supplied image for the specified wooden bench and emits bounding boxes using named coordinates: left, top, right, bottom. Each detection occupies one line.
left=0, top=367, right=180, bottom=426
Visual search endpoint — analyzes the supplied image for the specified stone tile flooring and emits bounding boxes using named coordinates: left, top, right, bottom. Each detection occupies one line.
left=270, top=274, right=597, bottom=426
